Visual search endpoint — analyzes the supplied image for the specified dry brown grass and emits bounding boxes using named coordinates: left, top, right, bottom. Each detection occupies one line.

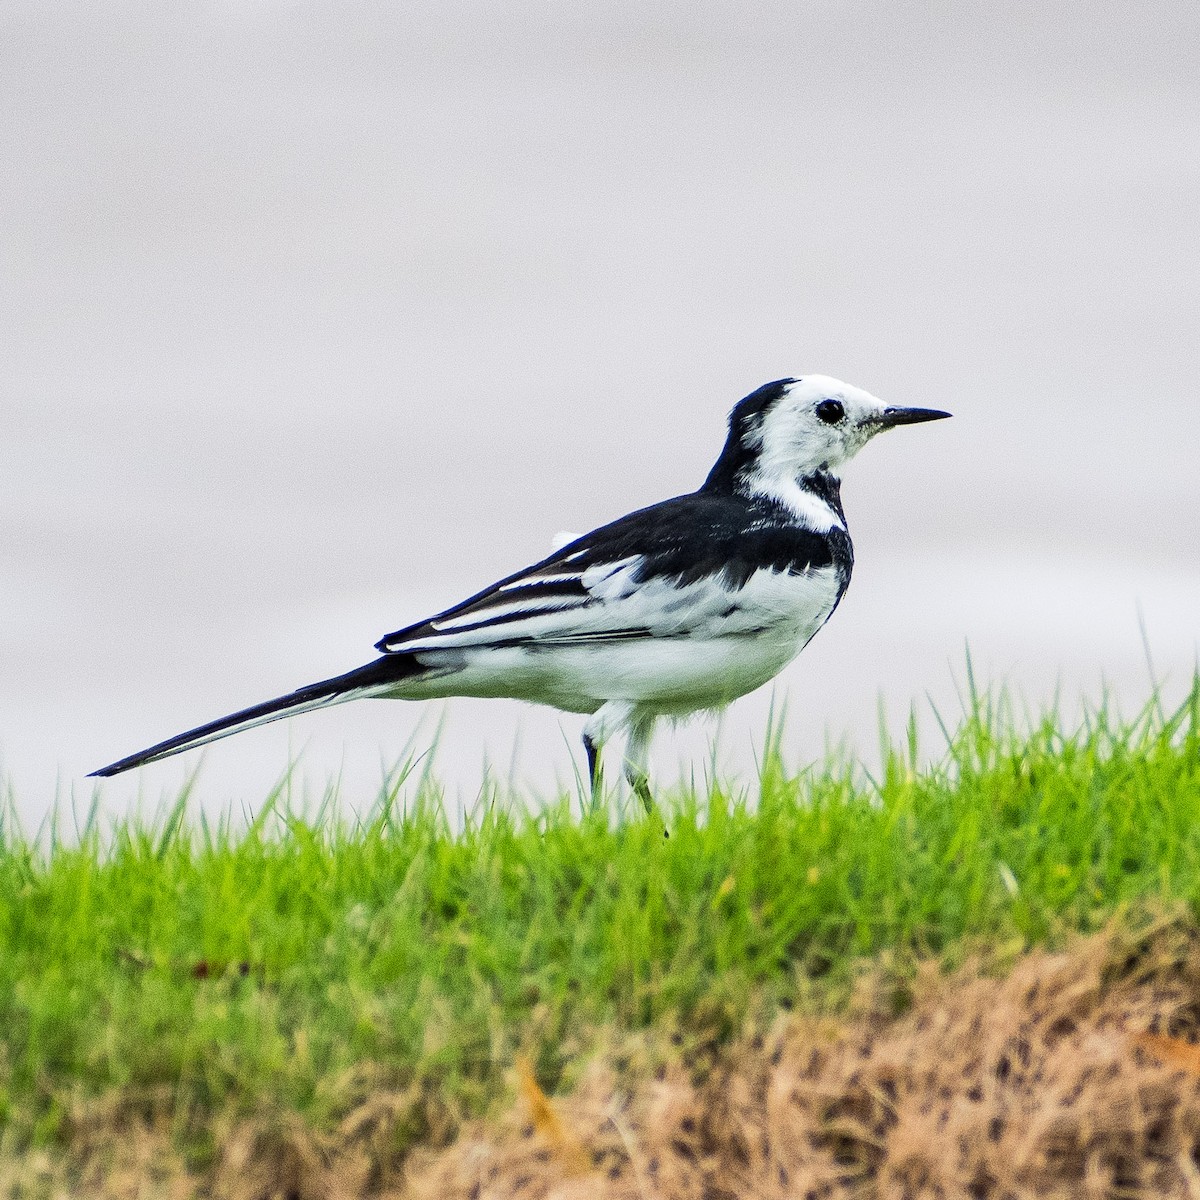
left=10, top=916, right=1200, bottom=1199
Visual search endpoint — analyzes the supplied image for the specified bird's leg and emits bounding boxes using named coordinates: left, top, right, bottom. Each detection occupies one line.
left=583, top=705, right=626, bottom=816
left=585, top=702, right=661, bottom=828
left=582, top=730, right=602, bottom=810
left=632, top=776, right=657, bottom=822
left=624, top=717, right=667, bottom=837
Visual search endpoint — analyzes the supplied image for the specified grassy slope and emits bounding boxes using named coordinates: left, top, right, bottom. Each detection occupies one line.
left=1, top=681, right=1199, bottom=1158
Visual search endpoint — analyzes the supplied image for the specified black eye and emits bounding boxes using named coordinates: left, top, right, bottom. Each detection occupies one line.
left=815, top=399, right=844, bottom=424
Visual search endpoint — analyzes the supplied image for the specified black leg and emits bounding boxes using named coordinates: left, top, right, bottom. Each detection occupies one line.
left=583, top=732, right=600, bottom=799
left=631, top=774, right=653, bottom=817
left=622, top=717, right=667, bottom=836
left=628, top=772, right=669, bottom=839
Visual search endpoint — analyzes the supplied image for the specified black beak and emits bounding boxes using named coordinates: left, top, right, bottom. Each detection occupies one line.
left=877, top=406, right=952, bottom=428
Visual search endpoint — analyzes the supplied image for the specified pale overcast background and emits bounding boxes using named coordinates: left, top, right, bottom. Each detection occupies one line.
left=3, top=1, right=1199, bottom=825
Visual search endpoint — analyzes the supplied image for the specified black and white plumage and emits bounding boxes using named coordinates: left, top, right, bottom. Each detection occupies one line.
left=90, top=375, right=950, bottom=801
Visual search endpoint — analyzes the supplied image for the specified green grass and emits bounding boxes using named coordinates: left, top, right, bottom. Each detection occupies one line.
left=2, top=676, right=1200, bottom=1158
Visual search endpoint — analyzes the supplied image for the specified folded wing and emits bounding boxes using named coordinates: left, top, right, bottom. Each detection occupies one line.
left=375, top=491, right=841, bottom=655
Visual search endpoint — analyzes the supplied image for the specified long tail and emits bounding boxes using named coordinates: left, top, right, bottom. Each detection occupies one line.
left=89, top=654, right=422, bottom=778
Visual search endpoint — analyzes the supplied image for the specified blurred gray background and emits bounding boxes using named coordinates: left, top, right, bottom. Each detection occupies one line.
left=3, top=1, right=1199, bottom=824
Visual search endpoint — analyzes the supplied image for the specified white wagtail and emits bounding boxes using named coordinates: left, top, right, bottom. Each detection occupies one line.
left=91, top=376, right=949, bottom=808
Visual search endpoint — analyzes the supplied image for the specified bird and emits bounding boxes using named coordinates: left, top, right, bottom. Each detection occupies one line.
left=90, top=375, right=950, bottom=812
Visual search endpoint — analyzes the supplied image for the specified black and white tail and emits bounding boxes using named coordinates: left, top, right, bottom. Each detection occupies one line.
left=89, top=655, right=420, bottom=778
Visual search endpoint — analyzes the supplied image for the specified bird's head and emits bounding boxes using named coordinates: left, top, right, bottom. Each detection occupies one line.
left=704, top=375, right=951, bottom=495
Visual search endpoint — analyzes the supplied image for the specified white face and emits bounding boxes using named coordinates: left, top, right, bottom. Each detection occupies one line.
left=753, top=375, right=890, bottom=481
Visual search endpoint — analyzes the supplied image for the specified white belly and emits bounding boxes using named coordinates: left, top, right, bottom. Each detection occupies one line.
left=385, top=564, right=844, bottom=715
left=409, top=630, right=801, bottom=713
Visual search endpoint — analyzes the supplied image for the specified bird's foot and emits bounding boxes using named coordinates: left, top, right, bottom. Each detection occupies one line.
left=630, top=773, right=669, bottom=839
